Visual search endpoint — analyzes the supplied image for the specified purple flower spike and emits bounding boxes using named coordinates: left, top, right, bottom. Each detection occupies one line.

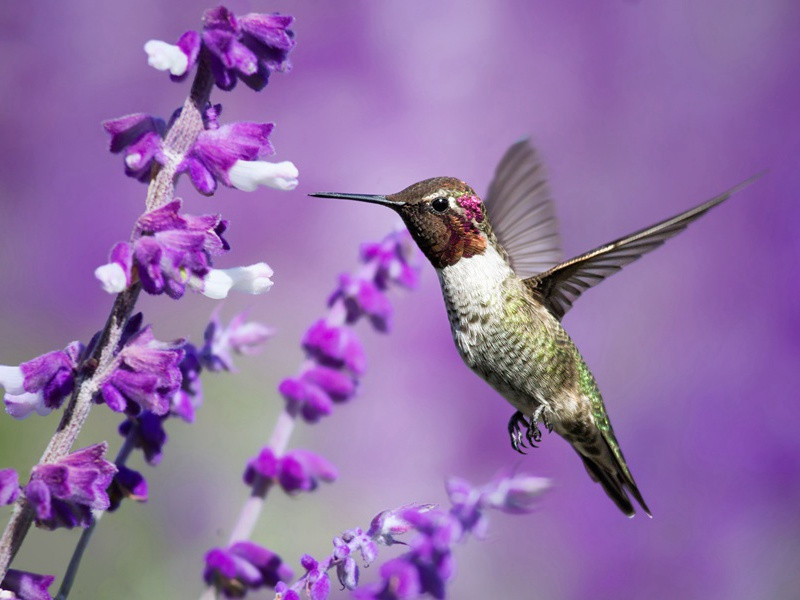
left=329, top=274, right=393, bottom=332
left=2, top=341, right=83, bottom=419
left=0, top=468, right=20, bottom=505
left=201, top=311, right=273, bottom=372
left=302, top=320, right=367, bottom=375
left=201, top=6, right=295, bottom=91
left=108, top=464, right=148, bottom=512
left=277, top=449, right=337, bottom=494
left=103, top=113, right=166, bottom=181
left=204, top=541, right=292, bottom=598
left=119, top=412, right=168, bottom=465
left=0, top=569, right=55, bottom=600
left=26, top=442, right=117, bottom=530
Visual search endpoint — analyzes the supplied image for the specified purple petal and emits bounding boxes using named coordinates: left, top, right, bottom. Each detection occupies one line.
left=0, top=468, right=20, bottom=505
left=244, top=446, right=279, bottom=485
left=102, top=113, right=165, bottom=153
left=300, top=366, right=356, bottom=403
left=1, top=569, right=55, bottom=600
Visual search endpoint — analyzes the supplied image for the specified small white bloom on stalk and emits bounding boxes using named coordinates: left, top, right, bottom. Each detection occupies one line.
left=94, top=262, right=128, bottom=294
left=228, top=160, right=299, bottom=192
left=144, top=40, right=189, bottom=76
left=200, top=263, right=274, bottom=300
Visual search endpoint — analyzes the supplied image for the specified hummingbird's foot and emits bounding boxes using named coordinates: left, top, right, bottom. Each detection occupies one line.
left=508, top=411, right=529, bottom=454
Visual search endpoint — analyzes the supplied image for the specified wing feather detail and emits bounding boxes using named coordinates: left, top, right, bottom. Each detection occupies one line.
left=484, top=139, right=563, bottom=278
left=525, top=175, right=762, bottom=320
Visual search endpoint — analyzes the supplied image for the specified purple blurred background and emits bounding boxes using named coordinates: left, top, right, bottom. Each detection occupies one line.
left=1, top=1, right=799, bottom=598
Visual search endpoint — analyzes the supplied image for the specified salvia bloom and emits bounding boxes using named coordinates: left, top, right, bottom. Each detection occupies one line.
left=243, top=447, right=337, bottom=495
left=24, top=443, right=116, bottom=530
left=0, top=569, right=55, bottom=600
left=107, top=464, right=148, bottom=512
left=98, top=325, right=184, bottom=416
left=279, top=230, right=420, bottom=424
left=0, top=341, right=83, bottom=420
left=102, top=113, right=167, bottom=182
left=145, top=5, right=295, bottom=90
left=204, top=541, right=293, bottom=598
left=95, top=199, right=231, bottom=298
left=200, top=310, right=273, bottom=372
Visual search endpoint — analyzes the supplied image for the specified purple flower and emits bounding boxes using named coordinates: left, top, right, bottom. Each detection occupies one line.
left=277, top=450, right=337, bottom=494
left=95, top=200, right=230, bottom=299
left=360, top=230, right=421, bottom=290
left=107, top=465, right=148, bottom=512
left=300, top=365, right=357, bottom=403
left=25, top=443, right=117, bottom=530
left=102, top=113, right=166, bottom=181
left=302, top=320, right=367, bottom=375
left=1, top=341, right=83, bottom=419
left=242, top=447, right=337, bottom=495
left=204, top=541, right=292, bottom=598
left=118, top=412, right=168, bottom=466
left=353, top=558, right=421, bottom=600
left=200, top=6, right=295, bottom=91
left=144, top=31, right=200, bottom=77
left=179, top=121, right=275, bottom=194
left=0, top=569, right=55, bottom=600
left=278, top=376, right=333, bottom=423
left=99, top=326, right=184, bottom=416
left=243, top=446, right=279, bottom=487
left=329, top=273, right=393, bottom=332
left=201, top=311, right=273, bottom=372
left=297, top=555, right=331, bottom=600
left=0, top=468, right=20, bottom=505
left=274, top=582, right=300, bottom=600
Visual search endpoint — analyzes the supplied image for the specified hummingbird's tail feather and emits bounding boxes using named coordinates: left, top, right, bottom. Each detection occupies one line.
left=577, top=442, right=652, bottom=518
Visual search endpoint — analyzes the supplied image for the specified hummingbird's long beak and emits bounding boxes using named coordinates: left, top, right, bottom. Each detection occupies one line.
left=309, top=192, right=405, bottom=208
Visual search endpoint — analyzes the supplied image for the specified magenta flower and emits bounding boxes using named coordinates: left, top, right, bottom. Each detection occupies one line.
left=0, top=569, right=55, bottom=600
left=107, top=464, right=148, bottom=512
left=203, top=541, right=293, bottom=598
left=329, top=273, right=394, bottom=331
left=200, top=310, right=273, bottom=372
left=360, top=230, right=421, bottom=290
left=302, top=320, right=367, bottom=375
left=25, top=443, right=117, bottom=530
left=1, top=341, right=83, bottom=419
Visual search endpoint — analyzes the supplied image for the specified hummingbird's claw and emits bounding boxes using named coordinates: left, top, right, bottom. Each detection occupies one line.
left=507, top=411, right=529, bottom=454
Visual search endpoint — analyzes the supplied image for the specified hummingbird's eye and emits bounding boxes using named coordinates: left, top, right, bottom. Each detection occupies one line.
left=431, top=197, right=449, bottom=212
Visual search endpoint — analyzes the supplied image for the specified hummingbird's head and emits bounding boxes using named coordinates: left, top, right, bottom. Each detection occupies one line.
left=311, top=176, right=490, bottom=269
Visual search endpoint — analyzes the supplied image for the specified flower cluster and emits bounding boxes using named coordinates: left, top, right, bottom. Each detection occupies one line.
left=244, top=447, right=337, bottom=495
left=267, top=472, right=549, bottom=600
left=146, top=6, right=295, bottom=90
left=0, top=342, right=83, bottom=419
left=204, top=541, right=293, bottom=598
left=280, top=229, right=420, bottom=423
left=24, top=443, right=117, bottom=531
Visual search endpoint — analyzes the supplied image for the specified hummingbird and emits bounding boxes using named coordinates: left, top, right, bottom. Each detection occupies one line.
left=311, top=140, right=757, bottom=517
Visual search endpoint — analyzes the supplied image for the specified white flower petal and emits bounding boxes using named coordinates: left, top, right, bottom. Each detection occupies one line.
left=201, top=270, right=235, bottom=300
left=144, top=39, right=189, bottom=76
left=94, top=262, right=128, bottom=294
left=4, top=392, right=50, bottom=419
left=0, top=365, right=25, bottom=395
left=228, top=160, right=299, bottom=192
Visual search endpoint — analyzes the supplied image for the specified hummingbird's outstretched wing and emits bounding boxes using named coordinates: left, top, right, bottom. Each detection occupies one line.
left=484, top=139, right=563, bottom=279
left=525, top=175, right=761, bottom=320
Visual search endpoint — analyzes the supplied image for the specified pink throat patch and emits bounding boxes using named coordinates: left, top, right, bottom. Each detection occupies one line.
left=456, top=194, right=483, bottom=223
